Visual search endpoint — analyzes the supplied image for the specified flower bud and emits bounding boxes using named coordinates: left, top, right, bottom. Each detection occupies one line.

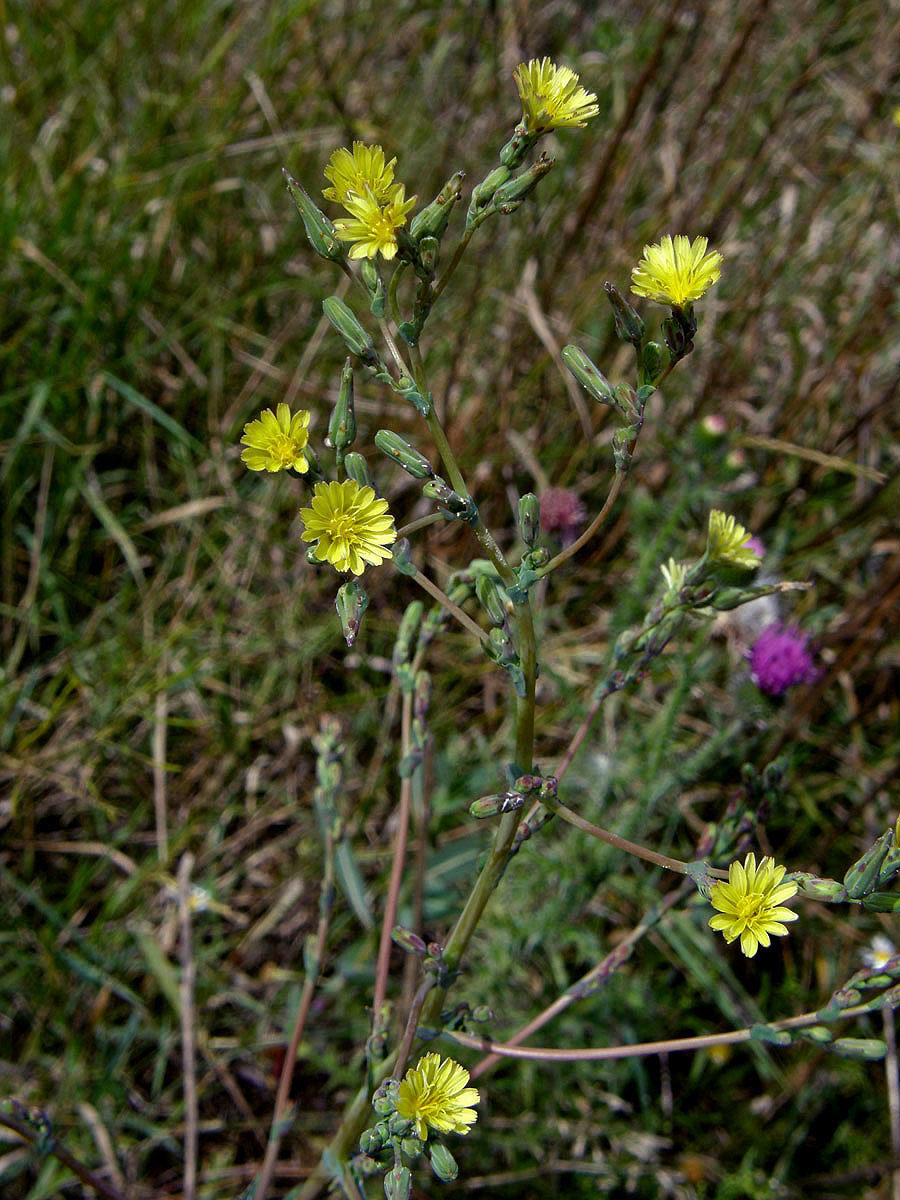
left=861, top=892, right=900, bottom=913
left=491, top=153, right=555, bottom=214
left=488, top=626, right=517, bottom=664
left=375, top=430, right=435, bottom=479
left=561, top=345, right=617, bottom=408
left=469, top=791, right=525, bottom=818
left=360, top=257, right=386, bottom=318
left=392, top=537, right=417, bottom=577
left=429, top=1143, right=459, bottom=1182
left=423, top=477, right=472, bottom=519
left=475, top=574, right=508, bottom=627
left=283, top=170, right=344, bottom=262
left=467, top=165, right=511, bottom=221
left=372, top=1080, right=399, bottom=1115
left=388, top=1112, right=415, bottom=1138
left=343, top=452, right=375, bottom=490
left=323, top=296, right=377, bottom=364
left=328, top=359, right=357, bottom=454
left=843, top=830, right=894, bottom=899
left=792, top=873, right=847, bottom=903
left=409, top=171, right=465, bottom=241
left=359, top=1126, right=385, bottom=1155
left=499, top=122, right=539, bottom=168
left=641, top=340, right=665, bottom=385
left=830, top=1037, right=886, bottom=1061
left=605, top=282, right=645, bottom=347
left=391, top=926, right=427, bottom=955
left=384, top=1164, right=412, bottom=1200
left=393, top=601, right=424, bottom=668
left=518, top=492, right=540, bottom=546
left=335, top=579, right=369, bottom=648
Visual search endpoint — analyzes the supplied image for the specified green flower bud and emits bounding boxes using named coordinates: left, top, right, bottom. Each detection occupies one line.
left=468, top=165, right=511, bottom=220
left=329, top=359, right=357, bottom=454
left=283, top=170, right=344, bottom=262
left=409, top=171, right=465, bottom=240
left=384, top=1164, right=412, bottom=1200
left=491, top=153, right=555, bottom=214
left=422, top=477, right=473, bottom=519
left=388, top=1112, right=415, bottom=1139
left=641, top=340, right=665, bottom=385
left=360, top=257, right=386, bottom=317
left=323, top=296, right=376, bottom=363
left=605, top=282, right=645, bottom=347
left=518, top=492, right=540, bottom=546
left=792, top=873, right=847, bottom=903
left=861, top=892, right=900, bottom=913
left=469, top=791, right=525, bottom=818
left=372, top=1080, right=399, bottom=1116
left=830, top=1037, right=886, bottom=1061
left=475, top=574, right=508, bottom=627
left=374, top=430, right=435, bottom=479
left=843, top=830, right=894, bottom=899
left=499, top=122, right=539, bottom=169
left=429, top=1143, right=459, bottom=1182
left=335, top=580, right=368, bottom=648
left=414, top=670, right=431, bottom=720
left=488, top=626, right=517, bottom=665
left=561, top=345, right=617, bottom=408
left=343, top=451, right=375, bottom=490
left=395, top=376, right=432, bottom=417
left=391, top=926, right=427, bottom=955
left=360, top=1126, right=385, bottom=1155
left=392, top=537, right=416, bottom=577
left=393, top=601, right=424, bottom=668
left=800, top=1025, right=834, bottom=1044
left=400, top=1136, right=423, bottom=1159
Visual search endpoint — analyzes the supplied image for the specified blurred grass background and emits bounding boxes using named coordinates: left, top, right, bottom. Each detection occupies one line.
left=2, top=0, right=899, bottom=1196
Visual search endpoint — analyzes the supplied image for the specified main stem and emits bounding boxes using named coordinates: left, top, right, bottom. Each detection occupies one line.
left=298, top=598, right=537, bottom=1199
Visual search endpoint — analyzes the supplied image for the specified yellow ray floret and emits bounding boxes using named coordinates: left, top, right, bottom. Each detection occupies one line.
left=240, top=404, right=310, bottom=473
left=630, top=235, right=723, bottom=307
left=513, top=57, right=599, bottom=134
left=332, top=186, right=417, bottom=261
left=300, top=479, right=396, bottom=576
left=706, top=510, right=761, bottom=570
left=709, top=853, right=799, bottom=958
left=395, top=1053, right=480, bottom=1141
left=323, top=142, right=399, bottom=206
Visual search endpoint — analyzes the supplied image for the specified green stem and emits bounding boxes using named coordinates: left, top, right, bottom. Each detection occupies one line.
left=406, top=563, right=492, bottom=648
left=433, top=230, right=473, bottom=299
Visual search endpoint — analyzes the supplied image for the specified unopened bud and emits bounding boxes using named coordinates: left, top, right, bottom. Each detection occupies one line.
left=469, top=791, right=525, bottom=818
left=429, top=1143, right=459, bottom=1182
left=323, top=296, right=376, bottom=363
left=831, top=1037, right=886, bottom=1061
left=372, top=1080, right=399, bottom=1115
left=468, top=165, right=511, bottom=221
left=375, top=430, right=434, bottom=479
left=393, top=601, right=424, bottom=668
left=792, top=873, right=847, bottom=903
left=343, top=452, right=375, bottom=490
left=561, top=345, right=617, bottom=408
left=844, top=830, right=894, bottom=899
left=491, top=154, right=555, bottom=213
left=488, top=626, right=517, bottom=665
left=423, top=477, right=472, bottom=519
left=605, top=282, right=645, bottom=346
left=328, top=359, right=357, bottom=453
left=518, top=493, right=540, bottom=546
left=391, top=926, right=427, bottom=955
left=283, top=170, right=344, bottom=262
left=392, top=537, right=416, bottom=577
left=499, top=123, right=539, bottom=169
left=475, top=574, right=508, bottom=627
left=641, top=340, right=665, bottom=385
left=335, top=579, right=368, bottom=647
left=410, top=171, right=465, bottom=241
left=384, top=1164, right=412, bottom=1200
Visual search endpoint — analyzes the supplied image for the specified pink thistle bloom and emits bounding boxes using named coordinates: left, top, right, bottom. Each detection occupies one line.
left=539, top=488, right=586, bottom=546
left=748, top=624, right=820, bottom=696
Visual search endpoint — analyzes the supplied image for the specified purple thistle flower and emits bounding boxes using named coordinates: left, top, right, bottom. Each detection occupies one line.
left=748, top=624, right=820, bottom=696
left=539, top=488, right=586, bottom=546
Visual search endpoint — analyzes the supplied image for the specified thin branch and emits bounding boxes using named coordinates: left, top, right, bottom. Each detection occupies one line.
left=178, top=854, right=198, bottom=1200
left=0, top=1111, right=128, bottom=1200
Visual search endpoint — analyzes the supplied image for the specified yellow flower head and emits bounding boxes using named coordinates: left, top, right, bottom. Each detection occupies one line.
left=300, top=479, right=396, bottom=576
left=630, top=235, right=723, bottom=307
left=395, top=1053, right=479, bottom=1141
left=240, top=404, right=310, bottom=473
left=513, top=58, right=599, bottom=135
left=323, top=142, right=399, bottom=207
left=709, top=852, right=799, bottom=958
left=332, top=186, right=418, bottom=261
left=706, top=510, right=761, bottom=569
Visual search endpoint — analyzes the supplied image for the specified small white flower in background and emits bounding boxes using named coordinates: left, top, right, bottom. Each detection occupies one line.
left=862, top=934, right=896, bottom=970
